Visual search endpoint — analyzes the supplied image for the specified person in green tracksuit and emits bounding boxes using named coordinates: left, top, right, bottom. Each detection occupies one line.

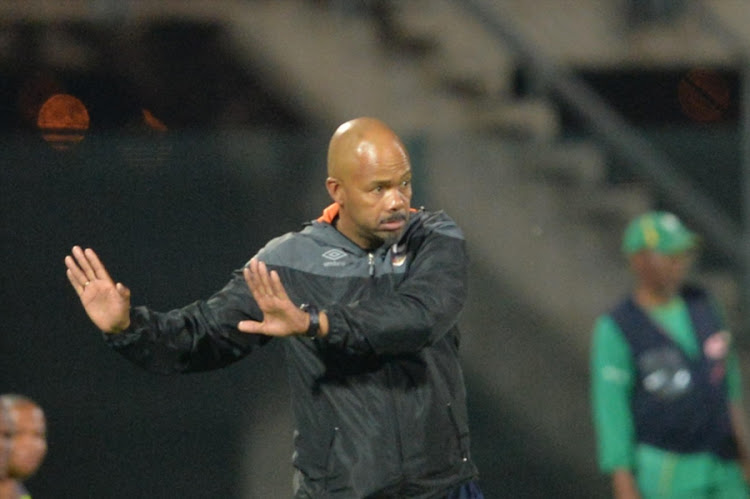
left=591, top=211, right=750, bottom=498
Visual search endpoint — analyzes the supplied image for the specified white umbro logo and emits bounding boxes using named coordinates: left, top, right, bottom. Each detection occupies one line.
left=322, top=249, right=347, bottom=261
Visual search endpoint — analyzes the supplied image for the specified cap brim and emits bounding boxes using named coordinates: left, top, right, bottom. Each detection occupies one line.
left=661, top=233, right=700, bottom=254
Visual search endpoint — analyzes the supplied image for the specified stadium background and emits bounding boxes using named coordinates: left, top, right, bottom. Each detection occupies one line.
left=0, top=1, right=748, bottom=497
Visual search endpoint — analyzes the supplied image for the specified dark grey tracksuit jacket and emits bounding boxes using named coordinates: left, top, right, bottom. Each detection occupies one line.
left=105, top=206, right=479, bottom=498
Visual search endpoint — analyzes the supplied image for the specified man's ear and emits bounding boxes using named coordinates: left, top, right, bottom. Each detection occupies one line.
left=326, top=177, right=343, bottom=204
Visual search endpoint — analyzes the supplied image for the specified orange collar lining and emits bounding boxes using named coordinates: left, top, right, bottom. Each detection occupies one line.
left=317, top=203, right=340, bottom=223
left=316, top=203, right=418, bottom=224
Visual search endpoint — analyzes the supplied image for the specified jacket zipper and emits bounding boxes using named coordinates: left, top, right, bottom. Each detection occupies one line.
left=370, top=252, right=403, bottom=475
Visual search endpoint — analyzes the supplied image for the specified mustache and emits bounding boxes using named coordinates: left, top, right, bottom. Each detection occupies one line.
left=382, top=212, right=408, bottom=224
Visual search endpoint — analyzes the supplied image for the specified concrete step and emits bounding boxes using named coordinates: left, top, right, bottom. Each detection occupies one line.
left=488, top=0, right=734, bottom=67
left=707, top=0, right=750, bottom=52
left=468, top=97, right=561, bottom=141
left=517, top=140, right=608, bottom=186
left=395, top=0, right=516, bottom=97
left=579, top=181, right=653, bottom=226
left=425, top=134, right=634, bottom=350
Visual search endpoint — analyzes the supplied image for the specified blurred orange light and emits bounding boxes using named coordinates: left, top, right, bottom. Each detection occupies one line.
left=677, top=69, right=730, bottom=123
left=36, top=94, right=90, bottom=150
left=142, top=109, right=168, bottom=132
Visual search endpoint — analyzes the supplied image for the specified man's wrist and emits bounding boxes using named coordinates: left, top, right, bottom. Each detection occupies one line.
left=299, top=304, right=321, bottom=338
left=318, top=310, right=329, bottom=337
left=106, top=316, right=131, bottom=335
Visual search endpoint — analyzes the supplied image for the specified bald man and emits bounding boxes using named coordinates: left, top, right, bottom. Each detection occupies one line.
left=0, top=395, right=47, bottom=499
left=65, top=117, right=483, bottom=498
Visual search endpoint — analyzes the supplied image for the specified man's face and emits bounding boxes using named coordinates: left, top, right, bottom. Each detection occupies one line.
left=636, top=250, right=694, bottom=297
left=335, top=146, right=412, bottom=250
left=7, top=403, right=47, bottom=479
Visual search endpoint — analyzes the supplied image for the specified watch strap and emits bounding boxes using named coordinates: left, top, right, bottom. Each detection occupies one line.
left=299, top=303, right=320, bottom=339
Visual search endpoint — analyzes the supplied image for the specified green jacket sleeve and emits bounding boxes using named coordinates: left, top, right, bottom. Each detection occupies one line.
left=591, top=314, right=637, bottom=472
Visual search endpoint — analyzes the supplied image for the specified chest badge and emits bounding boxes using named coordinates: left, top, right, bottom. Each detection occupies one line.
left=322, top=249, right=348, bottom=267
left=704, top=330, right=730, bottom=360
left=391, top=243, right=407, bottom=267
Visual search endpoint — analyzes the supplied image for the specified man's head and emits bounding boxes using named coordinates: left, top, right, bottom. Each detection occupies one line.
left=325, top=117, right=412, bottom=250
left=1, top=395, right=47, bottom=481
left=623, top=211, right=698, bottom=300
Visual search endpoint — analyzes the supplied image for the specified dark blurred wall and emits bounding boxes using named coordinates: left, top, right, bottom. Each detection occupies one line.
left=0, top=130, right=326, bottom=498
left=1, top=129, right=475, bottom=498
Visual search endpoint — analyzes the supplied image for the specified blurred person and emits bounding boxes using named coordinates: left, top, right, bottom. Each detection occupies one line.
left=591, top=211, right=750, bottom=498
left=0, top=395, right=47, bottom=499
left=64, top=117, right=483, bottom=498
left=0, top=400, right=9, bottom=479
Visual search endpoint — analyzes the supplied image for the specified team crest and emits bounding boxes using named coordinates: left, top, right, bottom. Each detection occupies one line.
left=322, top=249, right=346, bottom=261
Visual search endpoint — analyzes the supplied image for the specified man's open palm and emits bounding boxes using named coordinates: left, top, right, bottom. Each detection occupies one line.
left=65, top=246, right=131, bottom=333
left=237, top=258, right=308, bottom=336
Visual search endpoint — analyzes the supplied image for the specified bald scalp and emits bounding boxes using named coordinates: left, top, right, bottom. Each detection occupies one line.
left=327, top=117, right=407, bottom=182
left=0, top=395, right=43, bottom=429
left=0, top=395, right=37, bottom=412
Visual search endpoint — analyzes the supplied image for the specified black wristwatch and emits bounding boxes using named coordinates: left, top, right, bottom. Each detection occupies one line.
left=299, top=303, right=320, bottom=339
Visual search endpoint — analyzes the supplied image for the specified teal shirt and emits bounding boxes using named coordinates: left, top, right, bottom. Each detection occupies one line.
left=590, top=295, right=742, bottom=472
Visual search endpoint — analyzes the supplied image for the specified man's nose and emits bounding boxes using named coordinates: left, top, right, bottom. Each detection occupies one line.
left=386, top=188, right=406, bottom=210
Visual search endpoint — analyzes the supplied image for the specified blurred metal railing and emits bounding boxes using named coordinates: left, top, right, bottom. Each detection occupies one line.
left=458, top=0, right=748, bottom=320
left=458, top=0, right=743, bottom=262
left=696, top=0, right=750, bottom=334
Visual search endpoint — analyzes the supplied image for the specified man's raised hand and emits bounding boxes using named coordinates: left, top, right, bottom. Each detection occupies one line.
left=237, top=258, right=309, bottom=337
left=65, top=246, right=131, bottom=333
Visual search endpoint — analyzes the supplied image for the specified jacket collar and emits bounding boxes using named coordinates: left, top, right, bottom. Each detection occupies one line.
left=317, top=203, right=340, bottom=224
left=311, top=203, right=419, bottom=255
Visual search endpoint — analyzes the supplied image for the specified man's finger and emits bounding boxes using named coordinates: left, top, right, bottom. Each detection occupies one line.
left=237, top=319, right=262, bottom=334
left=65, top=254, right=89, bottom=288
left=72, top=246, right=97, bottom=281
left=269, top=270, right=289, bottom=301
left=246, top=259, right=260, bottom=292
left=243, top=266, right=263, bottom=300
left=242, top=266, right=252, bottom=287
left=252, top=259, right=269, bottom=297
left=66, top=268, right=84, bottom=296
left=85, top=247, right=113, bottom=282
left=116, top=282, right=131, bottom=300
left=256, top=260, right=274, bottom=297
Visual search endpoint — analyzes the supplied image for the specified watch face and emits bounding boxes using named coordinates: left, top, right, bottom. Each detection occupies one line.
left=637, top=347, right=692, bottom=400
left=301, top=304, right=320, bottom=338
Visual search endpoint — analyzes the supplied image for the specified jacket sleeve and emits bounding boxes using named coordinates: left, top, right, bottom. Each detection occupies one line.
left=104, top=269, right=269, bottom=374
left=590, top=314, right=637, bottom=472
left=323, top=214, right=467, bottom=356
